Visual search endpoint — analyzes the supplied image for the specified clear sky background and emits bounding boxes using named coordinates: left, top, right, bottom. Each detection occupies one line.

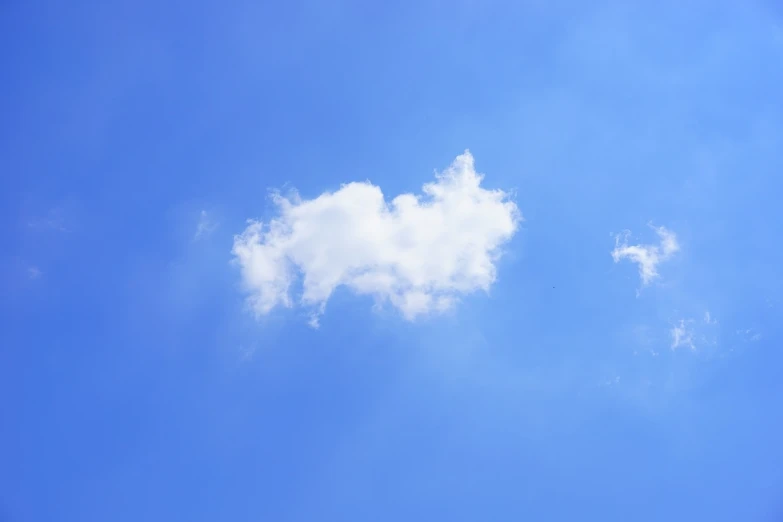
left=2, top=1, right=783, bottom=521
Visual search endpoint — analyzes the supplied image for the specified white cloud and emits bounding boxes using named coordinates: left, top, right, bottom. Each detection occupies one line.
left=28, top=209, right=69, bottom=233
left=232, top=151, right=521, bottom=324
left=307, top=313, right=322, bottom=329
left=238, top=343, right=257, bottom=361
left=704, top=311, right=717, bottom=325
left=737, top=328, right=762, bottom=342
left=611, top=225, right=679, bottom=286
left=194, top=210, right=217, bottom=240
left=671, top=319, right=695, bottom=350
left=27, top=266, right=42, bottom=279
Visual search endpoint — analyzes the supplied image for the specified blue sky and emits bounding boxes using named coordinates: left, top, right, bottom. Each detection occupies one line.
left=2, top=1, right=783, bottom=520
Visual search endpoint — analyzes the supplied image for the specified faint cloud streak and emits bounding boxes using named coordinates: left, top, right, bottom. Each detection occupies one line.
left=671, top=319, right=695, bottom=350
left=194, top=210, right=218, bottom=240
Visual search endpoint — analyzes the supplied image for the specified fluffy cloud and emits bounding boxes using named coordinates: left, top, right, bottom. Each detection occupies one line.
left=232, top=151, right=521, bottom=324
left=611, top=225, right=679, bottom=285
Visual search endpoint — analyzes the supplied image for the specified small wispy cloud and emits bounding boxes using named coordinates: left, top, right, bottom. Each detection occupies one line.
left=704, top=311, right=718, bottom=325
left=737, top=328, right=762, bottom=342
left=27, top=266, right=42, bottom=279
left=611, top=224, right=679, bottom=286
left=28, top=210, right=69, bottom=233
left=671, top=319, right=695, bottom=350
left=238, top=343, right=257, bottom=361
left=194, top=210, right=217, bottom=240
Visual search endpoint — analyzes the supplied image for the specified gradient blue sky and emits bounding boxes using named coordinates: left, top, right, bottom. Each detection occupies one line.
left=2, top=1, right=783, bottom=521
